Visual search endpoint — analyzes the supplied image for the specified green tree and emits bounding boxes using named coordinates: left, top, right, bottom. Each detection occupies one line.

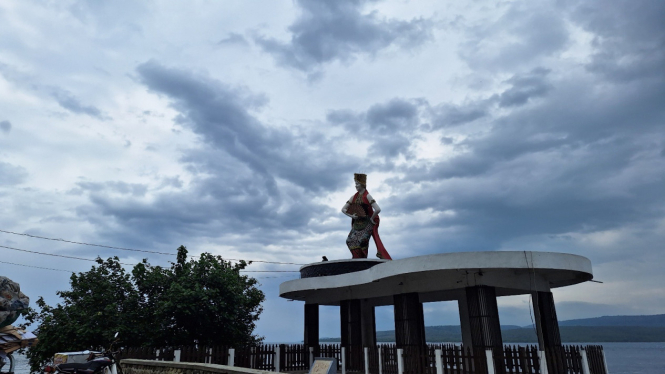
left=24, top=246, right=265, bottom=373
left=132, top=246, right=264, bottom=346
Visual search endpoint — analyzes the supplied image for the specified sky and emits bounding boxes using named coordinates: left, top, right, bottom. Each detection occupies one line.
left=0, top=0, right=664, bottom=343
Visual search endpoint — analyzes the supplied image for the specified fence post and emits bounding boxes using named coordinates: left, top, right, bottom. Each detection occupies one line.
left=364, top=347, right=369, bottom=374
left=308, top=346, right=314, bottom=368
left=228, top=348, right=235, bottom=367
left=397, top=348, right=404, bottom=374
left=435, top=349, right=443, bottom=374
left=274, top=345, right=280, bottom=372
left=174, top=349, right=181, bottom=363
left=581, top=349, right=591, bottom=374
left=342, top=347, right=347, bottom=374
left=378, top=346, right=383, bottom=374
left=485, top=350, right=495, bottom=374
left=538, top=351, right=548, bottom=374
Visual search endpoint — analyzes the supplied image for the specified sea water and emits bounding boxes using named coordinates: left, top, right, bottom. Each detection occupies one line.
left=9, top=342, right=665, bottom=374
left=602, top=342, right=665, bottom=374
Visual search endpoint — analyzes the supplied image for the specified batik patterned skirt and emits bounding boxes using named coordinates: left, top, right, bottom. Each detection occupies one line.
left=346, top=217, right=374, bottom=258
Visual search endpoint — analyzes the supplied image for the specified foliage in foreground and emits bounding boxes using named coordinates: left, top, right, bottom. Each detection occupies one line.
left=22, top=246, right=265, bottom=373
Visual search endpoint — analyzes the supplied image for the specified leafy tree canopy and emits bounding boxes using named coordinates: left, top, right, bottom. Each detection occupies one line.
left=22, top=246, right=264, bottom=372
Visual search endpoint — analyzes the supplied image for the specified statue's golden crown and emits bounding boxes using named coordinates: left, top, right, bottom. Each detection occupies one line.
left=354, top=173, right=367, bottom=186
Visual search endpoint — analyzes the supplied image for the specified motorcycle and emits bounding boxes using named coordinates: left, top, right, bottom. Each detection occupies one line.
left=44, top=333, right=121, bottom=374
left=0, top=352, right=15, bottom=374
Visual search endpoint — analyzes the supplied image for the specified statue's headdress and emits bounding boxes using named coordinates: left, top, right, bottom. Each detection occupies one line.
left=354, top=173, right=367, bottom=186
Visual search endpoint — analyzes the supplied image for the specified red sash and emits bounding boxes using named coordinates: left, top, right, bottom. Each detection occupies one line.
left=351, top=190, right=392, bottom=260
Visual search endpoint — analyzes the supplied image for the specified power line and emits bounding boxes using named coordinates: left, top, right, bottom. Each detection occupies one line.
left=0, top=260, right=73, bottom=273
left=0, top=244, right=134, bottom=265
left=0, top=243, right=300, bottom=272
left=0, top=229, right=306, bottom=265
left=0, top=258, right=298, bottom=274
left=0, top=229, right=174, bottom=255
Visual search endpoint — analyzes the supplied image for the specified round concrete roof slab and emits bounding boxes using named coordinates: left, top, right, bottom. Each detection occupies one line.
left=279, top=251, right=593, bottom=306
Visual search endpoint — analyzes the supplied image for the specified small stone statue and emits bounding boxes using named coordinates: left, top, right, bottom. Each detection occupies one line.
left=341, top=173, right=392, bottom=260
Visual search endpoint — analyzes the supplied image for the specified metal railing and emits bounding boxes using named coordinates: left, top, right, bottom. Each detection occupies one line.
left=118, top=343, right=608, bottom=374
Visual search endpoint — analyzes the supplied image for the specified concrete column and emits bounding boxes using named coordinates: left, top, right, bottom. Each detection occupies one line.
left=304, top=303, right=319, bottom=357
left=464, top=286, right=504, bottom=373
left=393, top=292, right=427, bottom=373
left=360, top=299, right=377, bottom=348
left=341, top=299, right=363, bottom=371
left=533, top=291, right=562, bottom=349
left=464, top=286, right=503, bottom=349
left=393, top=293, right=426, bottom=348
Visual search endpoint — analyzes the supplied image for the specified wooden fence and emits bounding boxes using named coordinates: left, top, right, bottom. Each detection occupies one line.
left=118, top=343, right=606, bottom=374
left=498, top=345, right=540, bottom=373
left=585, top=345, right=607, bottom=374
left=317, top=344, right=342, bottom=371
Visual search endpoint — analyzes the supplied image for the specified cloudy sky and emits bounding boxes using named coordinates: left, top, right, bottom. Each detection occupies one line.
left=1, top=0, right=664, bottom=342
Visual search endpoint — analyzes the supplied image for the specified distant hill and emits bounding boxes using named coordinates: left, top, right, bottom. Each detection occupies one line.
left=557, top=314, right=665, bottom=327
left=320, top=314, right=665, bottom=343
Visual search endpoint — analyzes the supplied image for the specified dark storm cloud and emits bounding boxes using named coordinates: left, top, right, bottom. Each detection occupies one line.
left=255, top=0, right=432, bottom=72
left=372, top=1, right=665, bottom=258
left=0, top=162, right=27, bottom=186
left=326, top=98, right=422, bottom=159
left=71, top=61, right=358, bottom=248
left=390, top=99, right=664, bottom=258
left=496, top=68, right=552, bottom=108
left=567, top=0, right=665, bottom=83
left=50, top=88, right=107, bottom=119
left=0, top=120, right=10, bottom=133
left=431, top=102, right=488, bottom=128
left=429, top=69, right=553, bottom=129
left=136, top=60, right=353, bottom=192
left=459, top=2, right=569, bottom=70
left=366, top=99, right=419, bottom=131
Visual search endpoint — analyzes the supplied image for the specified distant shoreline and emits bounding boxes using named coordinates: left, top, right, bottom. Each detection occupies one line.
left=321, top=325, right=665, bottom=343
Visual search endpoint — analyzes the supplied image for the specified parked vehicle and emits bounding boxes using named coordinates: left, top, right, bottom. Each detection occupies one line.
left=0, top=351, right=15, bottom=374
left=44, top=333, right=121, bottom=374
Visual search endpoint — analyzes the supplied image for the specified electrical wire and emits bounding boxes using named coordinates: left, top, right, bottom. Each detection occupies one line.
left=0, top=229, right=174, bottom=255
left=0, top=243, right=300, bottom=272
left=0, top=244, right=134, bottom=265
left=0, top=260, right=73, bottom=272
left=0, top=228, right=306, bottom=265
left=0, top=258, right=298, bottom=274
left=524, top=251, right=543, bottom=343
left=0, top=243, right=300, bottom=273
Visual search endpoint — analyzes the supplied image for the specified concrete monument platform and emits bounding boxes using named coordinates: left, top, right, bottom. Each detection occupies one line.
left=280, top=251, right=594, bottom=366
left=282, top=251, right=592, bottom=305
